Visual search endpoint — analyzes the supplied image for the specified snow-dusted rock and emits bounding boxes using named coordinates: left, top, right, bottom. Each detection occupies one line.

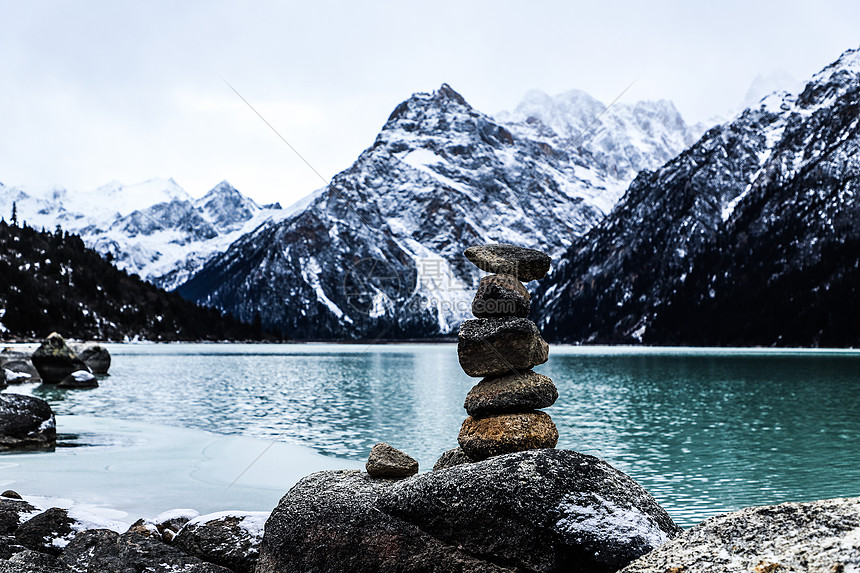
left=173, top=511, right=268, bottom=573
left=620, top=497, right=860, bottom=573
left=57, top=371, right=97, bottom=389
left=257, top=449, right=680, bottom=572
left=14, top=508, right=77, bottom=557
left=154, top=508, right=199, bottom=543
left=0, top=350, right=38, bottom=385
left=0, top=394, right=56, bottom=451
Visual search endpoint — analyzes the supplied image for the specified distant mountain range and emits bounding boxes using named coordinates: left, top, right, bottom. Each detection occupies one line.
left=5, top=48, right=856, bottom=346
left=0, top=178, right=284, bottom=290
left=176, top=85, right=703, bottom=338
left=534, top=46, right=860, bottom=347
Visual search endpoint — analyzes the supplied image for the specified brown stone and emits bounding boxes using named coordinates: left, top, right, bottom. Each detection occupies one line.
left=458, top=411, right=558, bottom=460
left=457, top=317, right=549, bottom=377
left=471, top=274, right=530, bottom=318
left=465, top=370, right=557, bottom=417
left=464, top=244, right=551, bottom=281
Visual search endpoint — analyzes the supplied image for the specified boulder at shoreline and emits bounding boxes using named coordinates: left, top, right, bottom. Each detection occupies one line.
left=620, top=496, right=860, bottom=573
left=0, top=394, right=56, bottom=451
left=257, top=449, right=681, bottom=573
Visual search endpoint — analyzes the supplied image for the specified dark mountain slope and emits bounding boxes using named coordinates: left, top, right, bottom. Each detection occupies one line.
left=536, top=47, right=860, bottom=347
left=0, top=221, right=266, bottom=341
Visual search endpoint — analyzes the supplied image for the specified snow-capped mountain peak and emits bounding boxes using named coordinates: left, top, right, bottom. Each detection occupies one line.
left=177, top=82, right=706, bottom=338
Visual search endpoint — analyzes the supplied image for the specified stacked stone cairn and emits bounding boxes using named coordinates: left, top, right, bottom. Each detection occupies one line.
left=456, top=244, right=559, bottom=461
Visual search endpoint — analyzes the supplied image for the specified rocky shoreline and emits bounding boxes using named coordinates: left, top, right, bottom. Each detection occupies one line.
left=2, top=476, right=858, bottom=572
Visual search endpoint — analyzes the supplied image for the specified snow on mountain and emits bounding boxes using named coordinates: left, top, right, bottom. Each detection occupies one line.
left=534, top=46, right=860, bottom=346
left=177, top=83, right=703, bottom=338
left=497, top=89, right=704, bottom=185
left=0, top=178, right=282, bottom=290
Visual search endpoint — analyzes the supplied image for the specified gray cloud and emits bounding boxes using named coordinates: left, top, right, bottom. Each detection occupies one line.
left=1, top=0, right=857, bottom=205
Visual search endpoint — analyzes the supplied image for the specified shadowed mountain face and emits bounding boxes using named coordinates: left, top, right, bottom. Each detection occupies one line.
left=534, top=47, right=860, bottom=347
left=177, top=84, right=701, bottom=338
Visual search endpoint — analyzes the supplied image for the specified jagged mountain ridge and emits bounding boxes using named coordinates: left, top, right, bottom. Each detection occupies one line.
left=0, top=179, right=282, bottom=290
left=177, top=84, right=702, bottom=338
left=535, top=47, right=860, bottom=346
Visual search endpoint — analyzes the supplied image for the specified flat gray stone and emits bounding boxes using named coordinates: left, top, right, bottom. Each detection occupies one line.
left=458, top=317, right=549, bottom=377
left=464, top=244, right=551, bottom=281
left=465, top=370, right=557, bottom=417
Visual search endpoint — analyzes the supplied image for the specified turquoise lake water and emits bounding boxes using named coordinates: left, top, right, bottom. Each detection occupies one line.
left=20, top=343, right=860, bottom=527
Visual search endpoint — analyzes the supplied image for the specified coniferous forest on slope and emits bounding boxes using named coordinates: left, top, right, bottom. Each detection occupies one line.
left=0, top=220, right=269, bottom=341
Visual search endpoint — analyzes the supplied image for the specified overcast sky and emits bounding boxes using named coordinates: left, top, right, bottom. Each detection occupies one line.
left=1, top=1, right=858, bottom=206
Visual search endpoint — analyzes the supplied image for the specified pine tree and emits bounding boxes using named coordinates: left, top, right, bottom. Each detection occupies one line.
left=10, top=201, right=17, bottom=226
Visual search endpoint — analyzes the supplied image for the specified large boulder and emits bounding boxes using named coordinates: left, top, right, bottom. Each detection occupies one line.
left=30, top=334, right=90, bottom=385
left=1, top=548, right=69, bottom=572
left=0, top=394, right=56, bottom=451
left=173, top=511, right=268, bottom=573
left=69, top=343, right=111, bottom=375
left=258, top=449, right=681, bottom=573
left=0, top=499, right=38, bottom=537
left=59, top=528, right=120, bottom=572
left=620, top=497, right=860, bottom=573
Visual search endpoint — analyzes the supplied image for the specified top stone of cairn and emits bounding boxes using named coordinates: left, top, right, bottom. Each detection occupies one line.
left=464, top=244, right=551, bottom=282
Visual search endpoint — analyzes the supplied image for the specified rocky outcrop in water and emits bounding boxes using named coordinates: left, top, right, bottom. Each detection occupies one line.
left=257, top=449, right=681, bottom=573
left=620, top=496, right=860, bottom=573
left=30, top=334, right=90, bottom=385
left=70, top=343, right=111, bottom=375
left=0, top=394, right=56, bottom=451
